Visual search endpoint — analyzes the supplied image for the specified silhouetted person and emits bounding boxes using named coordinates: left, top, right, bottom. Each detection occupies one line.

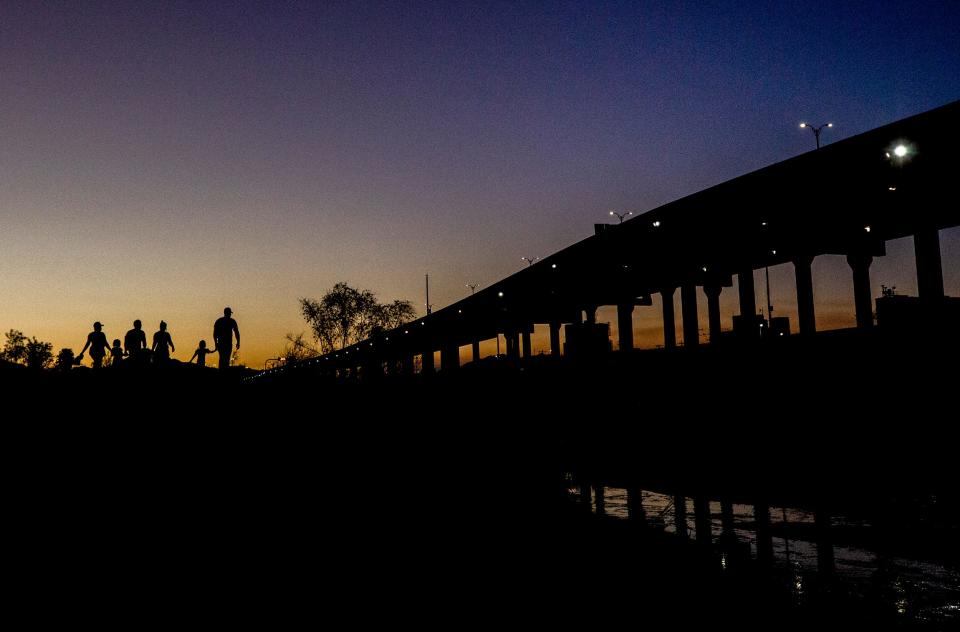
left=152, top=321, right=175, bottom=364
left=190, top=340, right=213, bottom=367
left=78, top=322, right=110, bottom=369
left=124, top=319, right=147, bottom=362
left=110, top=339, right=124, bottom=367
left=213, top=307, right=240, bottom=370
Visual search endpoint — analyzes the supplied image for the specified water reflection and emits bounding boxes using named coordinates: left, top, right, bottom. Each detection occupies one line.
left=574, top=484, right=960, bottom=627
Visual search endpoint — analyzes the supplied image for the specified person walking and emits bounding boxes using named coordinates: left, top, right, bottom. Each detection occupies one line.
left=78, top=322, right=110, bottom=369
left=152, top=321, right=175, bottom=364
left=124, top=319, right=148, bottom=363
left=213, top=307, right=240, bottom=370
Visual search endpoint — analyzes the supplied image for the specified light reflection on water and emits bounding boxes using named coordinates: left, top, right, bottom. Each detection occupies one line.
left=582, top=485, right=960, bottom=626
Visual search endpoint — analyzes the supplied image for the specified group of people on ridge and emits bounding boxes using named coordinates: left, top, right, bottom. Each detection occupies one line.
left=78, top=308, right=240, bottom=370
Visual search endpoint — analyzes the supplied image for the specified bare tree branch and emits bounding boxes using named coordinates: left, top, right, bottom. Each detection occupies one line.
left=299, top=283, right=415, bottom=354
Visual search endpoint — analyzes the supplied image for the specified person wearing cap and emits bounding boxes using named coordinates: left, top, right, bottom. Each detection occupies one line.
left=213, top=307, right=240, bottom=370
left=78, top=322, right=110, bottom=369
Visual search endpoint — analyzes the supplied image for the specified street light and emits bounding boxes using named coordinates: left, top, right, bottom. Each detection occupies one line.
left=886, top=143, right=912, bottom=161
left=521, top=256, right=539, bottom=267
left=466, top=283, right=479, bottom=295
left=799, top=122, right=833, bottom=149
left=609, top=210, right=633, bottom=223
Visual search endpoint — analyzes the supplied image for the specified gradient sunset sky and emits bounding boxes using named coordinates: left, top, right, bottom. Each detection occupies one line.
left=2, top=1, right=959, bottom=367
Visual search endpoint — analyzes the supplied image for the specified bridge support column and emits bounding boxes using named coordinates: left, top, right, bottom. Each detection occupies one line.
left=506, top=331, right=520, bottom=360
left=441, top=345, right=459, bottom=371
left=754, top=502, right=773, bottom=566
left=846, top=253, right=874, bottom=329
left=704, top=284, right=722, bottom=343
left=674, top=495, right=688, bottom=538
left=579, top=482, right=592, bottom=507
left=915, top=228, right=944, bottom=301
left=681, top=284, right=699, bottom=347
left=402, top=354, right=414, bottom=376
left=793, top=255, right=817, bottom=336
left=472, top=340, right=480, bottom=363
left=549, top=321, right=562, bottom=357
left=627, top=487, right=646, bottom=524
left=594, top=485, right=605, bottom=515
left=421, top=348, right=434, bottom=373
left=815, top=507, right=836, bottom=577
left=521, top=329, right=532, bottom=358
left=584, top=305, right=597, bottom=325
left=661, top=287, right=677, bottom=349
left=617, top=303, right=634, bottom=351
left=720, top=499, right=735, bottom=534
left=738, top=267, right=756, bottom=320
left=694, top=496, right=711, bottom=544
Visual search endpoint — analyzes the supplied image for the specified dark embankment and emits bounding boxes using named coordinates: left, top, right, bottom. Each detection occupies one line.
left=5, top=332, right=957, bottom=627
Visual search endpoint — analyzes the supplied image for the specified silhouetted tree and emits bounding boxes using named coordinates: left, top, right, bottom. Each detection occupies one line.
left=1, top=330, right=29, bottom=364
left=280, top=332, right=318, bottom=364
left=55, top=348, right=75, bottom=372
left=300, top=283, right=415, bottom=353
left=2, top=329, right=53, bottom=369
left=26, top=338, right=53, bottom=370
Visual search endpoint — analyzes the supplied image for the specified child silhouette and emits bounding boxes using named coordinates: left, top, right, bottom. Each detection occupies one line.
left=190, top=340, right=214, bottom=367
left=110, top=339, right=124, bottom=367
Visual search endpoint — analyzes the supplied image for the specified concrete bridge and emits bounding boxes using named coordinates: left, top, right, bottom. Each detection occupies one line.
left=262, top=100, right=960, bottom=379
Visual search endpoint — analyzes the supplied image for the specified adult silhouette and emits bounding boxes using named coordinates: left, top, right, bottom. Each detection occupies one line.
left=213, top=307, right=240, bottom=370
left=124, top=319, right=147, bottom=362
left=78, top=322, right=110, bottom=369
left=152, top=321, right=175, bottom=363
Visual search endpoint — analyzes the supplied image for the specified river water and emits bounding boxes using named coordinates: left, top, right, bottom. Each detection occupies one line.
left=578, top=486, right=960, bottom=627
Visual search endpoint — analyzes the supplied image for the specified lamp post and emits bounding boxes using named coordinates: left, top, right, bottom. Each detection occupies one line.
left=609, top=210, right=633, bottom=223
left=760, top=247, right=781, bottom=336
left=425, top=274, right=432, bottom=314
left=799, top=122, right=833, bottom=149
left=521, top=256, right=539, bottom=267
left=466, top=283, right=479, bottom=295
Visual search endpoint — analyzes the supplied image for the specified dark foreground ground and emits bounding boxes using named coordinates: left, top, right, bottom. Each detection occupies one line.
left=5, top=333, right=958, bottom=627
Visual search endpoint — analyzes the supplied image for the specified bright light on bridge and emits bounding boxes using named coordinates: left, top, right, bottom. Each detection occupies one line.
left=894, top=144, right=908, bottom=158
